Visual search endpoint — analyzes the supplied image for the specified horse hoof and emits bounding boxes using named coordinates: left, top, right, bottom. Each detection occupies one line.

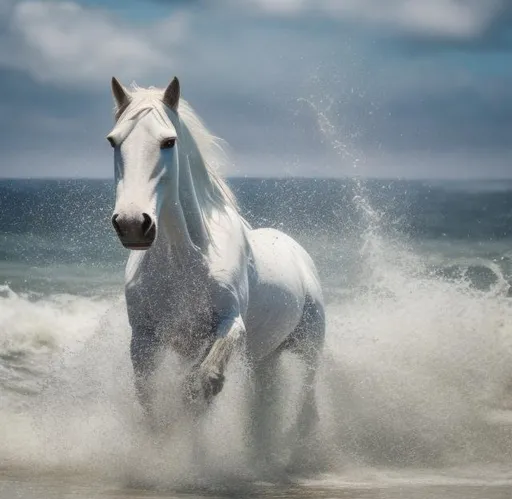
left=207, top=370, right=225, bottom=397
left=184, top=368, right=225, bottom=403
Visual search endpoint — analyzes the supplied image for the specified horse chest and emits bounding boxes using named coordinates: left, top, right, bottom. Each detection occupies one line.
left=128, top=253, right=214, bottom=357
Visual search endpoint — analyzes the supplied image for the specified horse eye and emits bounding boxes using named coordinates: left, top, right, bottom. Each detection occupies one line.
left=107, top=137, right=116, bottom=148
left=161, top=138, right=176, bottom=150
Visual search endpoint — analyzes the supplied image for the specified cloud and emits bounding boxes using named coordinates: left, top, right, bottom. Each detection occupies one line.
left=0, top=1, right=188, bottom=88
left=230, top=0, right=508, bottom=40
left=0, top=0, right=511, bottom=179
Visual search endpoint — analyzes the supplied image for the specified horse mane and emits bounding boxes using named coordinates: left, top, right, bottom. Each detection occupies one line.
left=115, top=84, right=243, bottom=238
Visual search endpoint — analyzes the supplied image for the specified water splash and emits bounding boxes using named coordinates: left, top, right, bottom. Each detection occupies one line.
left=2, top=107, right=512, bottom=490
left=307, top=100, right=512, bottom=471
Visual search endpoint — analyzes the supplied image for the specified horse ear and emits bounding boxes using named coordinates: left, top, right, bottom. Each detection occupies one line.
left=163, top=77, right=180, bottom=111
left=111, top=77, right=131, bottom=112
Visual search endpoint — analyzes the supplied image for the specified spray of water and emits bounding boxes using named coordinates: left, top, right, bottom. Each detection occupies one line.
left=2, top=102, right=512, bottom=490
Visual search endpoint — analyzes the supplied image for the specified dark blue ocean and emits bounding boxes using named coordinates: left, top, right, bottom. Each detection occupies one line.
left=1, top=177, right=512, bottom=295
left=2, top=177, right=512, bottom=494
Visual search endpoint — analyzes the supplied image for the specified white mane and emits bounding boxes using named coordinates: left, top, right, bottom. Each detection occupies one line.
left=115, top=84, right=240, bottom=225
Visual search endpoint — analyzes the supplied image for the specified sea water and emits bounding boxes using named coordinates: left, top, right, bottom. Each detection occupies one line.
left=2, top=176, right=512, bottom=498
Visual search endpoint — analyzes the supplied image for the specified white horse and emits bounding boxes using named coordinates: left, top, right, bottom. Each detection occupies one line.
left=106, top=76, right=326, bottom=466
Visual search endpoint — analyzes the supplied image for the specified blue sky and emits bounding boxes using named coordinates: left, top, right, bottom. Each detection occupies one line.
left=0, top=0, right=511, bottom=178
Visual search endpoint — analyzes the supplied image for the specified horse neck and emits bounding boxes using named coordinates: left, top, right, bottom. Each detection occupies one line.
left=154, top=141, right=211, bottom=262
left=155, top=158, right=196, bottom=259
left=178, top=149, right=209, bottom=252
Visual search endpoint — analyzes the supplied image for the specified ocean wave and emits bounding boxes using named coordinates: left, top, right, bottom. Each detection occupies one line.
left=0, top=286, right=118, bottom=404
left=2, top=227, right=512, bottom=486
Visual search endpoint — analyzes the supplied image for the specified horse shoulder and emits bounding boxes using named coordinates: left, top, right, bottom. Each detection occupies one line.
left=205, top=210, right=251, bottom=317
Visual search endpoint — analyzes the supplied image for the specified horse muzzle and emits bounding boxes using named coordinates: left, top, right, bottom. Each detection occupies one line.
left=111, top=212, right=156, bottom=250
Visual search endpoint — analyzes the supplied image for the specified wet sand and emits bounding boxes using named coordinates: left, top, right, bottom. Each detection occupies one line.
left=3, top=471, right=512, bottom=499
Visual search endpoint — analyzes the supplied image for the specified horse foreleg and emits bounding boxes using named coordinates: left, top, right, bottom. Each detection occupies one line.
left=185, top=314, right=246, bottom=402
left=130, top=328, right=162, bottom=423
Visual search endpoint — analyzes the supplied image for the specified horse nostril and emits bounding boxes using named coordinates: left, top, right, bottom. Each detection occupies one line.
left=111, top=214, right=122, bottom=235
left=142, top=213, right=153, bottom=236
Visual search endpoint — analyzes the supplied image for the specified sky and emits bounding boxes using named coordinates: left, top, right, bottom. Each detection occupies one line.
left=0, top=0, right=512, bottom=179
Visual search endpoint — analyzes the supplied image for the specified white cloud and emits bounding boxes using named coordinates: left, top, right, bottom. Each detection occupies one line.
left=245, top=0, right=505, bottom=39
left=246, top=0, right=306, bottom=15
left=0, top=1, right=188, bottom=88
left=0, top=0, right=502, bottom=95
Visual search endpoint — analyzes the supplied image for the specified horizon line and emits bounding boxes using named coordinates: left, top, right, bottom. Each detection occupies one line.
left=1, top=175, right=512, bottom=183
